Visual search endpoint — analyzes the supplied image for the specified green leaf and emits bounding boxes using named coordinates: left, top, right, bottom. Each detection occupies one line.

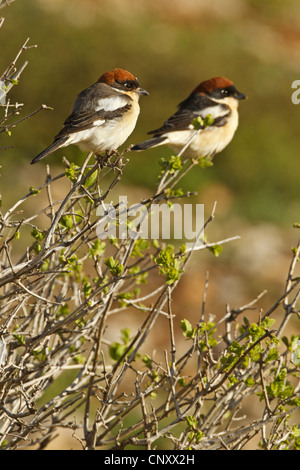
left=34, top=243, right=42, bottom=254
left=41, top=259, right=50, bottom=272
left=29, top=186, right=40, bottom=196
left=282, top=336, right=289, bottom=348
left=152, top=239, right=160, bottom=249
left=186, top=415, right=198, bottom=430
left=228, top=375, right=239, bottom=386
left=245, top=377, right=255, bottom=387
left=208, top=244, right=223, bottom=257
left=131, top=238, right=149, bottom=258
left=109, top=342, right=127, bottom=361
left=13, top=334, right=26, bottom=346
left=220, top=353, right=239, bottom=371
left=265, top=347, right=279, bottom=363
left=88, top=239, right=106, bottom=258
left=180, top=244, right=186, bottom=254
left=65, top=163, right=80, bottom=182
left=249, top=344, right=263, bottom=362
left=128, top=266, right=148, bottom=285
left=203, top=114, right=214, bottom=127
left=261, top=316, right=276, bottom=329
left=178, top=377, right=187, bottom=387
left=198, top=321, right=217, bottom=350
left=196, top=431, right=205, bottom=442
left=74, top=318, right=86, bottom=329
left=59, top=215, right=73, bottom=230
left=228, top=340, right=244, bottom=356
left=248, top=323, right=265, bottom=341
left=67, top=254, right=83, bottom=273
left=104, top=256, right=114, bottom=267
left=104, top=256, right=124, bottom=276
left=83, top=279, right=92, bottom=298
left=180, top=319, right=196, bottom=339
left=73, top=354, right=86, bottom=365
left=109, top=236, right=118, bottom=247
left=151, top=371, right=160, bottom=383
left=84, top=169, right=98, bottom=188
left=198, top=155, right=214, bottom=168
left=33, top=348, right=47, bottom=362
left=121, top=328, right=131, bottom=344
left=165, top=265, right=182, bottom=284
left=31, top=228, right=44, bottom=241
left=118, top=291, right=135, bottom=307
left=159, top=155, right=182, bottom=174
left=109, top=329, right=132, bottom=361
left=56, top=304, right=70, bottom=319
left=155, top=245, right=183, bottom=285
left=165, top=187, right=184, bottom=199
left=142, top=355, right=152, bottom=368
left=192, top=116, right=204, bottom=130
left=264, top=367, right=293, bottom=400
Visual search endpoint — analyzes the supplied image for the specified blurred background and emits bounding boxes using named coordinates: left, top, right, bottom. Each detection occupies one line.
left=1, top=0, right=299, bottom=220
left=1, top=0, right=300, bottom=449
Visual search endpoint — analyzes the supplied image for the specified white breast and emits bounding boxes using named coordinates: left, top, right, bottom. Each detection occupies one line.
left=166, top=108, right=239, bottom=158
left=62, top=101, right=140, bottom=154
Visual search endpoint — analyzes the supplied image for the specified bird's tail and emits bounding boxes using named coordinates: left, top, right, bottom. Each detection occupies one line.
left=131, top=136, right=166, bottom=151
left=31, top=137, right=68, bottom=164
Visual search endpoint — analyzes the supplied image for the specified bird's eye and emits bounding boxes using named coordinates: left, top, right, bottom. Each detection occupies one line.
left=124, top=82, right=134, bottom=90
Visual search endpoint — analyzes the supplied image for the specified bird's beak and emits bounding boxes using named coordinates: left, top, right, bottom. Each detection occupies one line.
left=135, top=87, right=149, bottom=96
left=235, top=90, right=247, bottom=100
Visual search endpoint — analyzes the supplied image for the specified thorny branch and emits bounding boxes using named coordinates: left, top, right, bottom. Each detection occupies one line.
left=0, top=145, right=298, bottom=449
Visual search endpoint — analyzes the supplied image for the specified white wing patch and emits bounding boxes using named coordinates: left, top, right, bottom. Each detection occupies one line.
left=96, top=95, right=129, bottom=112
left=92, top=119, right=106, bottom=127
left=199, top=104, right=228, bottom=120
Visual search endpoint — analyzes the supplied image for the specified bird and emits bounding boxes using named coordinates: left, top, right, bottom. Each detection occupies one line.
left=31, top=68, right=149, bottom=164
left=131, top=77, right=246, bottom=159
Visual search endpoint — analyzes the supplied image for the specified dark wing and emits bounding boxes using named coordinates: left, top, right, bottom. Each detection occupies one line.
left=31, top=83, right=131, bottom=164
left=148, top=94, right=230, bottom=136
left=55, top=82, right=131, bottom=138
